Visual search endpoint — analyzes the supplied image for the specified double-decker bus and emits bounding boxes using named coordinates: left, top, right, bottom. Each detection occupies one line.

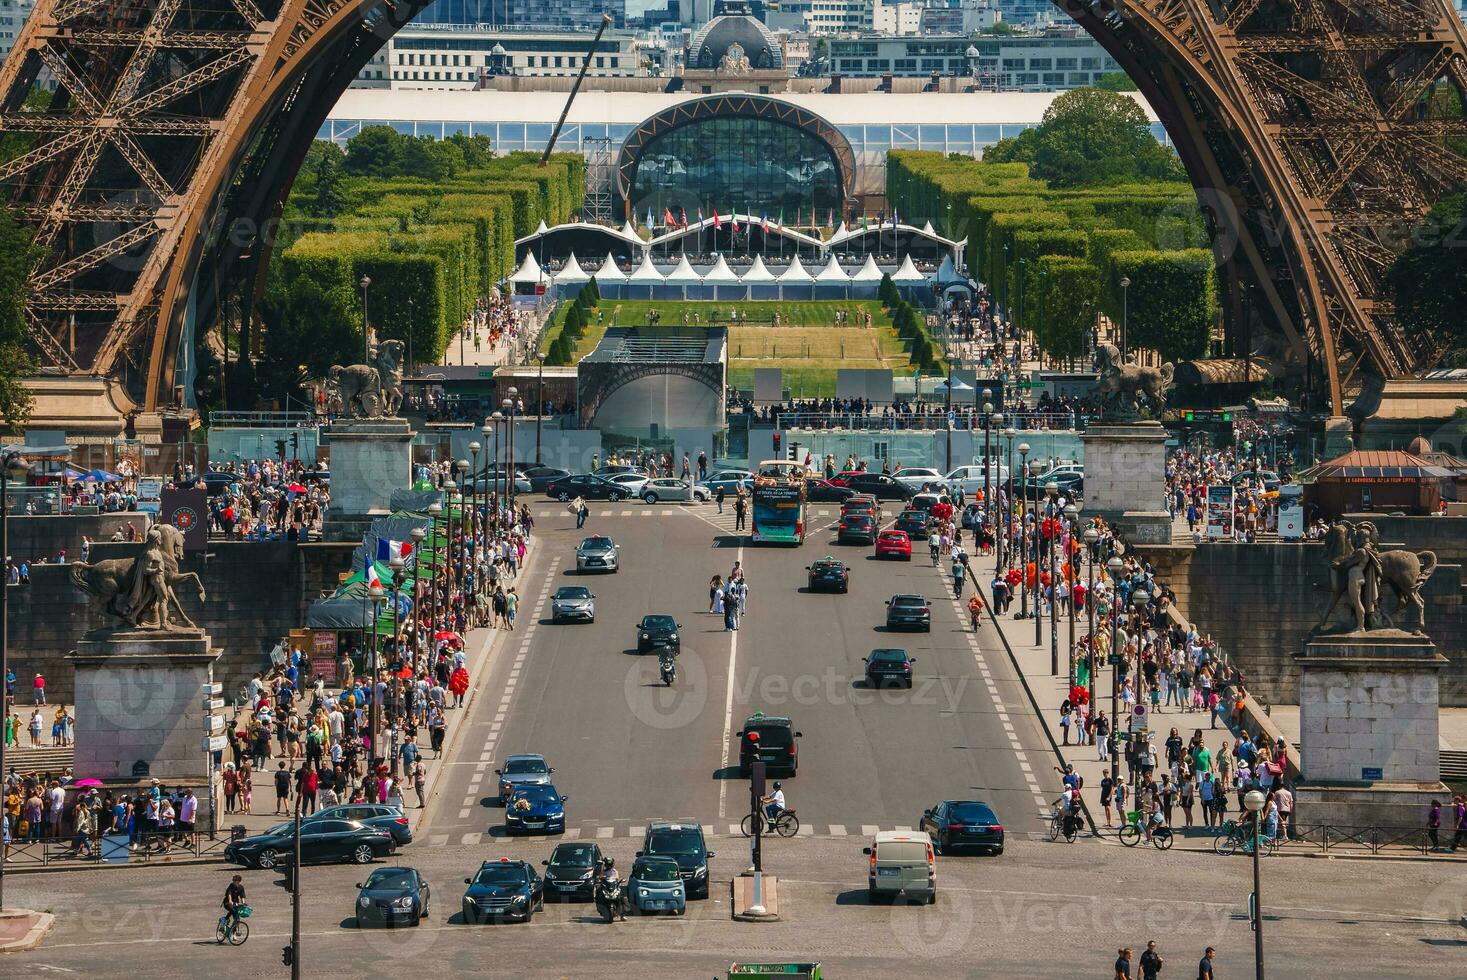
left=750, top=460, right=808, bottom=545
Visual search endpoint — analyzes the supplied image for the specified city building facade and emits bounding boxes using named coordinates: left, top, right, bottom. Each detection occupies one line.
left=352, top=25, right=644, bottom=89
left=408, top=0, right=627, bottom=31
left=828, top=31, right=1122, bottom=89
left=0, top=0, right=34, bottom=64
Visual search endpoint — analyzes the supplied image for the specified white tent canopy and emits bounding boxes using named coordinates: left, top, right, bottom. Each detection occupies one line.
left=534, top=219, right=549, bottom=235
left=509, top=251, right=545, bottom=284
left=663, top=254, right=702, bottom=284
left=628, top=253, right=665, bottom=282
left=593, top=252, right=627, bottom=282
left=934, top=254, right=966, bottom=284
left=741, top=254, right=777, bottom=282
left=815, top=255, right=851, bottom=282
left=891, top=254, right=928, bottom=282
left=553, top=252, right=588, bottom=283
left=621, top=219, right=639, bottom=240
left=833, top=221, right=848, bottom=238
left=921, top=220, right=936, bottom=236
left=702, top=254, right=740, bottom=282
left=851, top=254, right=885, bottom=282
left=776, top=255, right=815, bottom=282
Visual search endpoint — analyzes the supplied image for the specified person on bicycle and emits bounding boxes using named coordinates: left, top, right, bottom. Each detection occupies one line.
left=1054, top=785, right=1082, bottom=837
left=967, top=592, right=983, bottom=631
left=928, top=534, right=940, bottom=565
left=222, top=874, right=247, bottom=932
left=761, top=781, right=786, bottom=823
left=951, top=553, right=965, bottom=597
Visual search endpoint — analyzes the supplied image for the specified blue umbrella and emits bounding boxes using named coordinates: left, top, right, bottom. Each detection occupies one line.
left=82, top=468, right=121, bottom=482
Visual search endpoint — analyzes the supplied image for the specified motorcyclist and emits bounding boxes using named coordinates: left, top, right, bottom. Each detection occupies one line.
left=658, top=649, right=677, bottom=682
left=761, top=781, right=786, bottom=824
left=596, top=857, right=626, bottom=919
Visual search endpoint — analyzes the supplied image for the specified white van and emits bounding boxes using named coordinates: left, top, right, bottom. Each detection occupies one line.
left=863, top=831, right=936, bottom=904
left=944, top=461, right=1009, bottom=495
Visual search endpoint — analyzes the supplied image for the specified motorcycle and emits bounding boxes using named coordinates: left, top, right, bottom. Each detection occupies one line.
left=659, top=654, right=677, bottom=687
left=594, top=877, right=626, bottom=922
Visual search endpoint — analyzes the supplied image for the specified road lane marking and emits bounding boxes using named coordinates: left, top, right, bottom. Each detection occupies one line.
left=629, top=825, right=646, bottom=838
left=860, top=825, right=878, bottom=836
left=595, top=826, right=614, bottom=839
left=716, top=542, right=745, bottom=820
left=828, top=824, right=847, bottom=837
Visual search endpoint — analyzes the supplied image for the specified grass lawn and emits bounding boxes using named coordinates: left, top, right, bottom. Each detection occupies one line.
left=539, top=298, right=934, bottom=397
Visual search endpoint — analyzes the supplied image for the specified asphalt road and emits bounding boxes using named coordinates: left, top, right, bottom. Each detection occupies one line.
left=421, top=501, right=1055, bottom=845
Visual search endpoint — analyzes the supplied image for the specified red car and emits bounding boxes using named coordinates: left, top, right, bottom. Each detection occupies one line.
left=828, top=470, right=865, bottom=487
left=875, top=529, right=912, bottom=560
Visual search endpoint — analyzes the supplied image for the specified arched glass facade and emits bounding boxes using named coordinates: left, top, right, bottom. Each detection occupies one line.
left=628, top=117, right=844, bottom=218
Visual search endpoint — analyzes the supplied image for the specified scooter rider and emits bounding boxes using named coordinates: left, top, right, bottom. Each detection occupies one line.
left=658, top=649, right=677, bottom=684
left=597, top=856, right=627, bottom=920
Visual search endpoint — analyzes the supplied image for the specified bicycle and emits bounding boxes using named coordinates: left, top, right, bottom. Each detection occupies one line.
left=1212, top=819, right=1279, bottom=857
left=215, top=905, right=251, bottom=945
left=1046, top=808, right=1080, bottom=843
left=1118, top=810, right=1173, bottom=849
left=740, top=808, right=800, bottom=838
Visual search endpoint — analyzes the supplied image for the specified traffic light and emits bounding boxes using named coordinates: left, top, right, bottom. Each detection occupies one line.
left=772, top=432, right=781, bottom=455
left=290, top=432, right=299, bottom=456
left=274, top=438, right=286, bottom=460
left=282, top=945, right=294, bottom=966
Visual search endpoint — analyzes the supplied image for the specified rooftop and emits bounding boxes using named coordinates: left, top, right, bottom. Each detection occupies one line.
left=581, top=326, right=728, bottom=365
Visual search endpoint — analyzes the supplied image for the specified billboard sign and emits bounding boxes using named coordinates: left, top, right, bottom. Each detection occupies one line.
left=1205, top=485, right=1235, bottom=540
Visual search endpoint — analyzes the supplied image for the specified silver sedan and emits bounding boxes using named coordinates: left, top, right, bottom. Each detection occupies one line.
left=640, top=478, right=711, bottom=504
left=574, top=535, right=619, bottom=573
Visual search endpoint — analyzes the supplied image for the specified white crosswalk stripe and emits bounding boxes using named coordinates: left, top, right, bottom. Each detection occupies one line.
left=424, top=822, right=955, bottom=843
left=860, top=825, right=879, bottom=836
left=595, top=826, right=614, bottom=839
left=429, top=834, right=449, bottom=847
left=828, top=824, right=847, bottom=837
left=461, top=833, right=482, bottom=846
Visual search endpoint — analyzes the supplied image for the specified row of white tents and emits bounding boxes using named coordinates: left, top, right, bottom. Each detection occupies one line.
left=510, top=250, right=953, bottom=301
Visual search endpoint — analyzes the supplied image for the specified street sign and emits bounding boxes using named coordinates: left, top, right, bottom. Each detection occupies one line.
left=1128, top=703, right=1149, bottom=732
left=200, top=682, right=222, bottom=695
left=1361, top=766, right=1383, bottom=780
left=947, top=411, right=956, bottom=426
left=203, top=716, right=226, bottom=735
left=203, top=698, right=226, bottom=712
left=201, top=734, right=227, bottom=752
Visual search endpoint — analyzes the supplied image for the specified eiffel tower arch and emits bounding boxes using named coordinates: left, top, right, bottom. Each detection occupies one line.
left=0, top=0, right=1464, bottom=425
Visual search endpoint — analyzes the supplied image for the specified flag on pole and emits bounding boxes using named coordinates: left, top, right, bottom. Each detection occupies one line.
left=664, top=207, right=675, bottom=227
left=862, top=213, right=869, bottom=231
left=713, top=209, right=722, bottom=229
left=762, top=212, right=769, bottom=232
left=375, top=538, right=411, bottom=562
left=778, top=207, right=785, bottom=227
left=364, top=555, right=381, bottom=589
left=731, top=213, right=741, bottom=232
left=697, top=207, right=704, bottom=224
left=795, top=206, right=801, bottom=227
left=647, top=206, right=655, bottom=229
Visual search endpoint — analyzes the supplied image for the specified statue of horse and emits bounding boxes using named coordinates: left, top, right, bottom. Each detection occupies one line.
left=1094, top=343, right=1174, bottom=420
left=69, top=524, right=207, bottom=630
left=327, top=339, right=405, bottom=419
left=1317, top=520, right=1436, bottom=635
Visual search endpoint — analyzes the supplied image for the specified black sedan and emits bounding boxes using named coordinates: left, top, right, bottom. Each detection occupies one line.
left=806, top=557, right=850, bottom=593
left=545, top=473, right=629, bottom=502
left=805, top=478, right=856, bottom=503
left=355, top=866, right=431, bottom=928
left=894, top=508, right=931, bottom=540
left=884, top=594, right=931, bottom=632
left=307, top=803, right=412, bottom=847
left=223, top=819, right=394, bottom=869
left=845, top=472, right=915, bottom=501
left=836, top=513, right=877, bottom=545
left=920, top=800, right=1005, bottom=855
left=864, top=648, right=916, bottom=688
left=635, top=614, right=681, bottom=654
left=521, top=465, right=572, bottom=492
left=541, top=841, right=603, bottom=900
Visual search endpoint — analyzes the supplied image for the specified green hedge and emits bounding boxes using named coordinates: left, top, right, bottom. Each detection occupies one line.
left=1108, top=249, right=1217, bottom=362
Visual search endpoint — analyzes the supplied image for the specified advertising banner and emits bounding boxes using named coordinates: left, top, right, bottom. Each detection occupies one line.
left=160, top=487, right=209, bottom=550
left=1278, top=484, right=1305, bottom=540
left=1205, top=485, right=1235, bottom=540
left=136, top=476, right=163, bottom=514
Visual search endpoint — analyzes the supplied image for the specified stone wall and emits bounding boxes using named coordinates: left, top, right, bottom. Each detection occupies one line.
left=6, top=540, right=355, bottom=703
left=6, top=513, right=142, bottom=564
left=1341, top=514, right=1467, bottom=566
left=1135, top=540, right=1467, bottom=707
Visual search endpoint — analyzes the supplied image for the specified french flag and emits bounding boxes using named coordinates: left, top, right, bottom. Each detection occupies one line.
left=364, top=556, right=381, bottom=589
left=376, top=538, right=412, bottom=561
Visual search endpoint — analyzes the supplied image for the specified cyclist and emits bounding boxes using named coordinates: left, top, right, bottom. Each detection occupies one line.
left=221, top=874, right=247, bottom=936
left=951, top=553, right=965, bottom=598
left=1053, top=785, right=1082, bottom=838
left=967, top=592, right=983, bottom=631
left=761, top=781, right=787, bottom=823
left=928, top=534, right=940, bottom=566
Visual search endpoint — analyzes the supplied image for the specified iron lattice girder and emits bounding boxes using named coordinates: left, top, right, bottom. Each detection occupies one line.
left=39, top=29, right=259, bottom=49
left=30, top=290, right=125, bottom=311
left=0, top=113, right=217, bottom=135
left=31, top=222, right=161, bottom=292
left=23, top=310, right=78, bottom=371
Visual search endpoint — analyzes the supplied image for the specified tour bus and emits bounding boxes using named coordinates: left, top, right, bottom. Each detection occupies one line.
left=750, top=460, right=809, bottom=545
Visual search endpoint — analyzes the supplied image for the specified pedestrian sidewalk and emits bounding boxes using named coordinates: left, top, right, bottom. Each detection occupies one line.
left=4, top=705, right=78, bottom=778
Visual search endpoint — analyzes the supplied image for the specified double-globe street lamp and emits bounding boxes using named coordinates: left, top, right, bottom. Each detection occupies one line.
left=367, top=582, right=386, bottom=768
left=1129, top=585, right=1153, bottom=803
left=388, top=554, right=404, bottom=777
left=1029, top=458, right=1045, bottom=647
left=1083, top=525, right=1100, bottom=710
left=409, top=526, right=426, bottom=676
left=1001, top=426, right=1016, bottom=576
left=1064, top=502, right=1079, bottom=689
left=1244, top=788, right=1268, bottom=979
left=1045, top=481, right=1058, bottom=675
left=1106, top=553, right=1125, bottom=774
left=426, top=500, right=443, bottom=637
left=1016, top=442, right=1030, bottom=619
left=469, top=442, right=481, bottom=551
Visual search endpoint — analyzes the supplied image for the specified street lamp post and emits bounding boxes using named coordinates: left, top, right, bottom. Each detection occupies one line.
left=1129, top=586, right=1152, bottom=803
left=1002, top=427, right=1016, bottom=573
left=980, top=386, right=993, bottom=532
left=1244, top=788, right=1268, bottom=979
left=409, top=526, right=426, bottom=676
left=468, top=442, right=481, bottom=555
left=359, top=275, right=372, bottom=362
left=535, top=352, right=547, bottom=465
left=1083, top=526, right=1099, bottom=709
left=1045, top=481, right=1058, bottom=674
left=1119, top=276, right=1131, bottom=363
left=0, top=448, right=23, bottom=912
left=490, top=411, right=503, bottom=517
left=502, top=389, right=519, bottom=514
left=426, top=501, right=443, bottom=635
left=1030, top=459, right=1045, bottom=646
left=388, top=554, right=404, bottom=777
left=1016, top=443, right=1030, bottom=619
left=368, top=583, right=386, bottom=769
left=1065, top=503, right=1078, bottom=688
left=1106, top=554, right=1125, bottom=775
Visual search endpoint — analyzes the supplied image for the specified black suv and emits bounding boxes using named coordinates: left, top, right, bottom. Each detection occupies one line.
left=462, top=859, right=544, bottom=923
left=638, top=822, right=715, bottom=899
left=635, top=614, right=681, bottom=654
left=864, top=648, right=917, bottom=688
left=885, top=594, right=931, bottom=631
left=846, top=473, right=914, bottom=501
left=894, top=508, right=931, bottom=540
left=541, top=841, right=603, bottom=900
left=737, top=712, right=802, bottom=776
left=806, top=557, right=850, bottom=593
left=545, top=473, right=627, bottom=502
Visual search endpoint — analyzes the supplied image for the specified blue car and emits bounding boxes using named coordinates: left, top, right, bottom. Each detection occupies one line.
left=503, top=783, right=568, bottom=835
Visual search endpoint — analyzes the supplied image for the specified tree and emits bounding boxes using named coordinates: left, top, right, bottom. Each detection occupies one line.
left=983, top=127, right=1039, bottom=167
left=1034, top=256, right=1099, bottom=361
left=343, top=126, right=404, bottom=177
left=1388, top=192, right=1467, bottom=366
left=983, top=21, right=1022, bottom=36
left=257, top=272, right=360, bottom=407
left=308, top=145, right=346, bottom=218
left=0, top=208, right=37, bottom=427
left=1111, top=249, right=1216, bottom=362
left=1025, top=88, right=1186, bottom=188
left=445, top=133, right=494, bottom=169
left=399, top=137, right=464, bottom=182
left=1094, top=71, right=1138, bottom=92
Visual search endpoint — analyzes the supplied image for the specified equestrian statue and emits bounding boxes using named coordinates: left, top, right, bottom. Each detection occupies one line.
left=1093, top=343, right=1174, bottom=421
left=69, top=524, right=207, bottom=631
left=1317, top=520, right=1436, bottom=636
left=326, top=339, right=405, bottom=419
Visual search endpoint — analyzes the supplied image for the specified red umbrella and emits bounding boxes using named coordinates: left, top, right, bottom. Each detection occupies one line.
left=286, top=483, right=308, bottom=493
left=72, top=778, right=104, bottom=788
left=434, top=630, right=461, bottom=642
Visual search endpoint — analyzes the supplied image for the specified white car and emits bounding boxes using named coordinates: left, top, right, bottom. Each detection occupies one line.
left=893, top=467, right=945, bottom=491
left=944, top=462, right=1009, bottom=495
left=640, top=478, right=711, bottom=504
left=606, top=472, right=651, bottom=496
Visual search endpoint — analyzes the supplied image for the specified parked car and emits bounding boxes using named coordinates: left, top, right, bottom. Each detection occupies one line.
left=307, top=803, right=412, bottom=847
left=541, top=841, right=603, bottom=900
left=845, top=472, right=914, bottom=501
left=495, top=753, right=554, bottom=803
left=575, top=535, right=620, bottom=573
left=461, top=858, right=544, bottom=923
left=551, top=585, right=595, bottom=623
left=893, top=467, right=944, bottom=492
left=863, top=648, right=916, bottom=688
left=224, top=819, right=393, bottom=869
left=628, top=855, right=687, bottom=915
left=700, top=469, right=755, bottom=495
left=885, top=594, right=931, bottom=631
left=864, top=831, right=936, bottom=904
left=521, top=465, right=573, bottom=492
left=641, top=478, right=710, bottom=503
left=459, top=471, right=532, bottom=495
left=354, top=866, right=430, bottom=928
left=874, top=529, right=912, bottom=560
left=919, top=800, right=1004, bottom=855
left=827, top=470, right=865, bottom=487
left=545, top=474, right=629, bottom=502
left=606, top=472, right=651, bottom=496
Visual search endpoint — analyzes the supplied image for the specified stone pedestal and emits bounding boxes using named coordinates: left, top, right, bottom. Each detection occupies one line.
left=66, top=628, right=221, bottom=828
left=1292, top=631, right=1450, bottom=829
left=323, top=418, right=415, bottom=541
left=1323, top=415, right=1355, bottom=457
left=1078, top=421, right=1171, bottom=543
